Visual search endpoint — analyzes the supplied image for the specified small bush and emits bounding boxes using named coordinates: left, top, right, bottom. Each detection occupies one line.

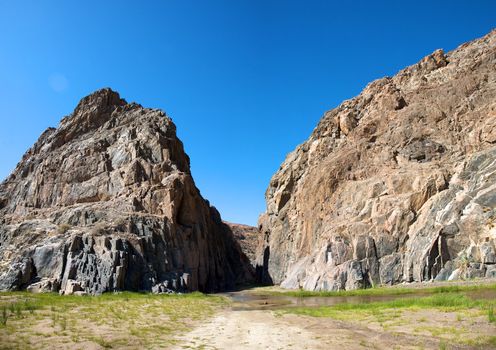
left=24, top=300, right=36, bottom=314
left=1, top=306, right=7, bottom=326
left=91, top=336, right=113, bottom=349
left=488, top=307, right=495, bottom=323
left=57, top=223, right=72, bottom=234
left=15, top=303, right=22, bottom=318
left=51, top=313, right=59, bottom=327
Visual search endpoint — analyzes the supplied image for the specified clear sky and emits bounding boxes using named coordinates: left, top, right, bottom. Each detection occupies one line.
left=0, top=1, right=495, bottom=225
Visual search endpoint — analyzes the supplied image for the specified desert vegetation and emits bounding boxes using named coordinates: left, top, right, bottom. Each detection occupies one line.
left=277, top=283, right=496, bottom=348
left=0, top=291, right=226, bottom=349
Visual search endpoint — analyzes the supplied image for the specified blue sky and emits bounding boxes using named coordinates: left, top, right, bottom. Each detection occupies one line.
left=0, top=1, right=495, bottom=225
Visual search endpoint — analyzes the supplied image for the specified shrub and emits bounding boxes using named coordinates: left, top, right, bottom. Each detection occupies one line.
left=489, top=307, right=495, bottom=323
left=1, top=306, right=7, bottom=326
left=15, top=303, right=22, bottom=318
left=57, top=223, right=72, bottom=234
left=24, top=300, right=36, bottom=314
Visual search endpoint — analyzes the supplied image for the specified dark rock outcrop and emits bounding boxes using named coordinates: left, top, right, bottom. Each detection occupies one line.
left=225, top=222, right=259, bottom=268
left=0, top=88, right=254, bottom=294
left=257, top=30, right=496, bottom=290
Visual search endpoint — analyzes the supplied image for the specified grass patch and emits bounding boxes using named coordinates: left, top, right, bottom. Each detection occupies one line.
left=0, top=291, right=226, bottom=349
left=461, top=335, right=496, bottom=348
left=284, top=293, right=495, bottom=317
left=282, top=292, right=496, bottom=347
left=257, top=282, right=496, bottom=298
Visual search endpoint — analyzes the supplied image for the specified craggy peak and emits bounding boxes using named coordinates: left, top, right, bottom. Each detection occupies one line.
left=0, top=89, right=254, bottom=295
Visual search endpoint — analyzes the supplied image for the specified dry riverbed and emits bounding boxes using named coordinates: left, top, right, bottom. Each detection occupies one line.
left=1, top=280, right=495, bottom=349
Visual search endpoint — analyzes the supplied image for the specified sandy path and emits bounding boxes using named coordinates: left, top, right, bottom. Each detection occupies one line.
left=173, top=309, right=328, bottom=350
left=173, top=308, right=433, bottom=350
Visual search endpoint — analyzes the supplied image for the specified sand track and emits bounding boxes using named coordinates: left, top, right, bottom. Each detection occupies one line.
left=175, top=309, right=325, bottom=349
left=173, top=308, right=444, bottom=350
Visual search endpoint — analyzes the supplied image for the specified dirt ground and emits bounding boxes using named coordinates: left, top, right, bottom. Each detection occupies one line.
left=174, top=282, right=496, bottom=350
left=174, top=307, right=494, bottom=350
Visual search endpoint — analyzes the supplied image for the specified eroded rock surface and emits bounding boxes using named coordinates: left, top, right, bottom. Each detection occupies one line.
left=257, top=30, right=496, bottom=290
left=0, top=88, right=254, bottom=294
left=225, top=222, right=259, bottom=268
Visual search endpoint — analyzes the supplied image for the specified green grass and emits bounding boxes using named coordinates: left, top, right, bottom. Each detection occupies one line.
left=460, top=335, right=496, bottom=348
left=282, top=292, right=496, bottom=347
left=284, top=293, right=495, bottom=317
left=257, top=282, right=496, bottom=298
left=488, top=307, right=495, bottom=323
left=0, top=291, right=227, bottom=349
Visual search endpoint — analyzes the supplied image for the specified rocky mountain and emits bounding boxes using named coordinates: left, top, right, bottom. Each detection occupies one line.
left=0, top=88, right=254, bottom=295
left=257, top=30, right=496, bottom=290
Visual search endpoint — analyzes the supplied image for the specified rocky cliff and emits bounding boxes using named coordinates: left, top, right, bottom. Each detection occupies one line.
left=0, top=88, right=254, bottom=294
left=257, top=30, right=496, bottom=290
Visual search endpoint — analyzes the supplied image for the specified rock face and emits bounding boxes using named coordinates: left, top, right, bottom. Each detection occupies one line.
left=225, top=222, right=259, bottom=268
left=257, top=30, right=496, bottom=290
left=0, top=88, right=254, bottom=294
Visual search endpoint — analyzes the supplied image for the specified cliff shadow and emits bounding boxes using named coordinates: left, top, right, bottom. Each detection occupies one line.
left=256, top=246, right=273, bottom=286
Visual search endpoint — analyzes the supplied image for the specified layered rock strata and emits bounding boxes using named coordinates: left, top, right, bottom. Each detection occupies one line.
left=258, top=30, right=496, bottom=290
left=0, top=88, right=254, bottom=294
